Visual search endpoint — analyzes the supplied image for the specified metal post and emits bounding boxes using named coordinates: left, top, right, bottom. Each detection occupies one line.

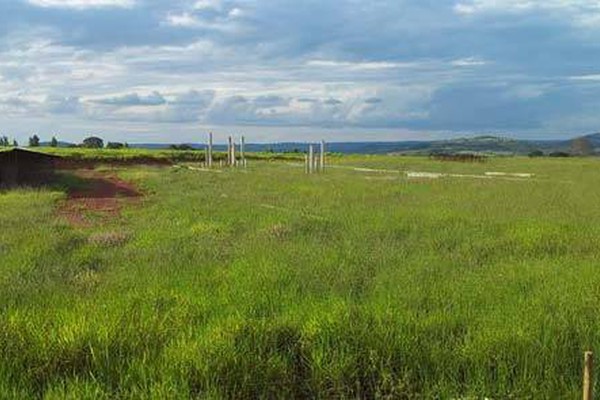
left=208, top=132, right=213, bottom=168
left=584, top=351, right=594, bottom=400
left=320, top=140, right=325, bottom=172
left=227, top=136, right=233, bottom=166
left=309, top=145, right=314, bottom=174
left=232, top=137, right=237, bottom=167
left=241, top=136, right=246, bottom=168
left=305, top=153, right=309, bottom=174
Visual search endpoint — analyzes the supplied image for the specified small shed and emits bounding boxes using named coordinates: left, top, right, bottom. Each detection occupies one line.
left=0, top=148, right=61, bottom=187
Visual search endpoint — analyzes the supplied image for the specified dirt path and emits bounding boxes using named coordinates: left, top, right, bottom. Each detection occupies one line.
left=57, top=170, right=142, bottom=227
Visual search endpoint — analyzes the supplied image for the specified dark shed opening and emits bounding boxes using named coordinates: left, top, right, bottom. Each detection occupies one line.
left=0, top=148, right=61, bottom=187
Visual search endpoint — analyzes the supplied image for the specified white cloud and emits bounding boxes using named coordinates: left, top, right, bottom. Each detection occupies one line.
left=454, top=1, right=535, bottom=15
left=453, top=3, right=478, bottom=14
left=454, top=0, right=600, bottom=19
left=45, top=95, right=81, bottom=114
left=164, top=12, right=203, bottom=28
left=194, top=0, right=222, bottom=11
left=26, top=0, right=135, bottom=9
left=228, top=7, right=243, bottom=18
left=306, top=60, right=421, bottom=71
left=91, top=91, right=166, bottom=106
left=453, top=0, right=600, bottom=31
left=6, top=0, right=600, bottom=141
left=0, top=27, right=452, bottom=134
left=163, top=6, right=246, bottom=30
left=570, top=74, right=600, bottom=81
left=450, top=57, right=487, bottom=67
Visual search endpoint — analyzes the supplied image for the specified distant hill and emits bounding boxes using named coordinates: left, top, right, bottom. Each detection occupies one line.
left=577, top=132, right=600, bottom=147
left=421, top=135, right=568, bottom=155
left=39, top=132, right=600, bottom=155
left=127, top=135, right=580, bottom=155
left=129, top=141, right=433, bottom=154
left=129, top=138, right=524, bottom=154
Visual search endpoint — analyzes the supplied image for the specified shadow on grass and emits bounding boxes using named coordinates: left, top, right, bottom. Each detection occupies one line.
left=0, top=171, right=141, bottom=199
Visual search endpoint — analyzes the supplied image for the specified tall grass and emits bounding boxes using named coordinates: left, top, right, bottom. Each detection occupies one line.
left=1, top=156, right=600, bottom=397
left=36, top=147, right=304, bottom=163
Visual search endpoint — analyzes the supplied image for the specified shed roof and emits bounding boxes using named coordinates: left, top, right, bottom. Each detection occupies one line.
left=0, top=148, right=62, bottom=162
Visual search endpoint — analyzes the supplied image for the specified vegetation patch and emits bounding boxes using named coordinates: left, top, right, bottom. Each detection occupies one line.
left=0, top=157, right=599, bottom=397
left=56, top=170, right=142, bottom=227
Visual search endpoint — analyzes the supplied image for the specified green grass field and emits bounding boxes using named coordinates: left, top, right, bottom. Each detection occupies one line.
left=35, top=147, right=304, bottom=163
left=2, top=153, right=600, bottom=398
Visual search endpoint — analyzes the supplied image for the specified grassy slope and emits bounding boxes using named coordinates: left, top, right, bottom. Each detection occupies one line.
left=2, top=156, right=600, bottom=397
left=36, top=147, right=303, bottom=162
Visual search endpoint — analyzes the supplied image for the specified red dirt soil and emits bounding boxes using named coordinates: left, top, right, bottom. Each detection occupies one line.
left=57, top=170, right=142, bottom=227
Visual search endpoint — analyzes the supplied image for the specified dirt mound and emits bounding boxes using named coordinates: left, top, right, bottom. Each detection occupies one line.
left=57, top=170, right=142, bottom=227
left=55, top=157, right=171, bottom=170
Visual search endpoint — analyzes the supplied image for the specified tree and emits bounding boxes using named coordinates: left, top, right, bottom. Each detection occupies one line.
left=28, top=135, right=40, bottom=147
left=528, top=150, right=544, bottom=157
left=82, top=136, right=104, bottom=149
left=106, top=142, right=125, bottom=149
left=12, top=139, right=18, bottom=147
left=50, top=136, right=58, bottom=147
left=0, top=136, right=8, bottom=147
left=169, top=144, right=193, bottom=151
left=549, top=151, right=571, bottom=158
left=571, top=136, right=593, bottom=156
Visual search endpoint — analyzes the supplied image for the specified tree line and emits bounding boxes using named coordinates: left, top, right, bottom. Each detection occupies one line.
left=0, top=135, right=61, bottom=148
left=528, top=136, right=595, bottom=157
left=0, top=134, right=195, bottom=151
left=0, top=135, right=129, bottom=149
left=0, top=136, right=18, bottom=147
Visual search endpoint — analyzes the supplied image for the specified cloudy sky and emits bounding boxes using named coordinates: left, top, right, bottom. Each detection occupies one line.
left=1, top=0, right=600, bottom=143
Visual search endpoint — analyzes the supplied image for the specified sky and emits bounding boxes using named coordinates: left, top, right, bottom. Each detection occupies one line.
left=2, top=0, right=600, bottom=144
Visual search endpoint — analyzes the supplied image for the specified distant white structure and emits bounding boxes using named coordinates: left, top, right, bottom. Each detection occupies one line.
left=306, top=141, right=326, bottom=174
left=205, top=133, right=247, bottom=168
